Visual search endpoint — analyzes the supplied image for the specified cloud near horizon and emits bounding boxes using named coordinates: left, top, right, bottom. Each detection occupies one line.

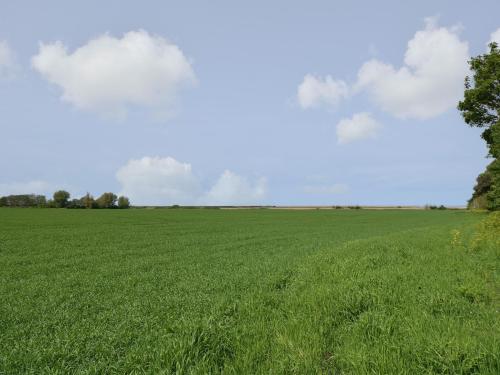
left=32, top=30, right=195, bottom=119
left=203, top=170, right=267, bottom=205
left=116, top=156, right=268, bottom=206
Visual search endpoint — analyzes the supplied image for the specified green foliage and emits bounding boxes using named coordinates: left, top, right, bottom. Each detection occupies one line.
left=0, top=191, right=129, bottom=209
left=0, top=209, right=498, bottom=373
left=52, top=190, right=70, bottom=208
left=117, top=196, right=130, bottom=209
left=459, top=42, right=500, bottom=210
left=66, top=198, right=85, bottom=209
left=485, top=159, right=500, bottom=210
left=458, top=43, right=499, bottom=141
left=0, top=194, right=47, bottom=207
left=470, top=211, right=500, bottom=252
left=96, top=192, right=117, bottom=208
left=468, top=194, right=488, bottom=209
left=81, top=193, right=97, bottom=209
left=426, top=205, right=447, bottom=210
left=472, top=169, right=492, bottom=196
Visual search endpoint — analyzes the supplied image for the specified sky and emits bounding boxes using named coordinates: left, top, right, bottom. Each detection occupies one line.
left=0, top=0, right=499, bottom=206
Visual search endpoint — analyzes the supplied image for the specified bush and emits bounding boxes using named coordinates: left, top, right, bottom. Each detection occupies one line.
left=470, top=212, right=500, bottom=251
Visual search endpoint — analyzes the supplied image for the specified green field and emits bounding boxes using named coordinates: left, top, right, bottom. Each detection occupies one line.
left=0, top=208, right=498, bottom=374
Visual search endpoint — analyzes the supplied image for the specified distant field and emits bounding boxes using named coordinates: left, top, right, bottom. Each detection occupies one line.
left=0, top=209, right=498, bottom=373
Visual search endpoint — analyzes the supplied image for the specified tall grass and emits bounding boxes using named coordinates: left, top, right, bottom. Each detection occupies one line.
left=0, top=209, right=498, bottom=373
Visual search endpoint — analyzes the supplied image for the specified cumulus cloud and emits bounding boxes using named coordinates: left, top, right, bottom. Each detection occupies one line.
left=336, top=112, right=381, bottom=144
left=0, top=40, right=16, bottom=79
left=116, top=157, right=267, bottom=206
left=356, top=18, right=469, bottom=119
left=297, top=18, right=470, bottom=121
left=202, top=170, right=267, bottom=205
left=116, top=156, right=201, bottom=205
left=303, top=183, right=349, bottom=194
left=489, top=28, right=500, bottom=46
left=297, top=74, right=349, bottom=109
left=32, top=30, right=195, bottom=119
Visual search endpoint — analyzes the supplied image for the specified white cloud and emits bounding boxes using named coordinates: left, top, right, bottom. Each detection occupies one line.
left=297, top=74, right=349, bottom=109
left=297, top=18, right=470, bottom=121
left=0, top=40, right=16, bottom=79
left=32, top=30, right=195, bottom=119
left=202, top=170, right=267, bottom=205
left=489, top=28, right=500, bottom=47
left=303, top=183, right=349, bottom=194
left=356, top=18, right=469, bottom=119
left=116, top=157, right=267, bottom=206
left=336, top=112, right=381, bottom=144
left=116, top=156, right=201, bottom=205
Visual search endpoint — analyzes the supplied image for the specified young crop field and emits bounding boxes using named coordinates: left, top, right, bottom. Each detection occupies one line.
left=0, top=208, right=498, bottom=373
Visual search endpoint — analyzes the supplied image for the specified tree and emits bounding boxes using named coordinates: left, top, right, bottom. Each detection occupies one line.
left=117, top=196, right=130, bottom=209
left=81, top=193, right=97, bottom=209
left=472, top=168, right=493, bottom=198
left=96, top=192, right=117, bottom=208
left=67, top=198, right=84, bottom=209
left=53, top=190, right=70, bottom=208
left=34, top=195, right=47, bottom=208
left=468, top=165, right=494, bottom=209
left=458, top=42, right=500, bottom=210
left=0, top=194, right=47, bottom=207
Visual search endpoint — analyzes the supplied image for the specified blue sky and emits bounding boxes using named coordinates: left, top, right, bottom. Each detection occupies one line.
left=1, top=0, right=499, bottom=206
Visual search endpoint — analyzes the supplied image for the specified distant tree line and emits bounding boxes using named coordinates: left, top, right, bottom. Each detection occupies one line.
left=0, top=190, right=130, bottom=209
left=425, top=205, right=447, bottom=210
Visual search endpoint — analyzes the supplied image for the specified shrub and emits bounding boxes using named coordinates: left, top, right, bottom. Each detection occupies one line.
left=470, top=212, right=500, bottom=251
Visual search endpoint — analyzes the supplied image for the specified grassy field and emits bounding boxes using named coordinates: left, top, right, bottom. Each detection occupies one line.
left=0, top=208, right=498, bottom=374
